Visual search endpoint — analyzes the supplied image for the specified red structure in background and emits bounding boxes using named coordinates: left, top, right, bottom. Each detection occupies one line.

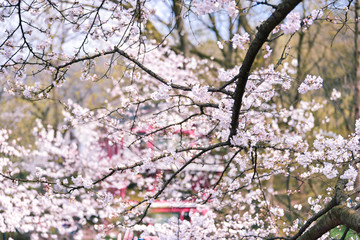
left=153, top=207, right=192, bottom=221
left=99, top=138, right=127, bottom=198
left=99, top=126, right=220, bottom=223
left=148, top=201, right=209, bottom=223
left=106, top=187, right=127, bottom=198
left=99, top=137, right=123, bottom=158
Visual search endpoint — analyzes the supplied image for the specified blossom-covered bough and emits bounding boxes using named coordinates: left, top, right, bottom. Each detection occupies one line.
left=1, top=0, right=360, bottom=239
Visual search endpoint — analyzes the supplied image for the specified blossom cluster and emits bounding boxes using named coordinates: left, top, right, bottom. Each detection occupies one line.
left=193, top=0, right=239, bottom=18
left=281, top=12, right=301, bottom=34
left=298, top=75, right=323, bottom=94
left=231, top=33, right=250, bottom=50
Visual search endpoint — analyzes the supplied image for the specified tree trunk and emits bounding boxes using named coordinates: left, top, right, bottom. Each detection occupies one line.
left=354, top=0, right=360, bottom=204
left=172, top=0, right=189, bottom=58
left=229, top=0, right=303, bottom=139
left=297, top=206, right=360, bottom=240
left=355, top=0, right=360, bottom=120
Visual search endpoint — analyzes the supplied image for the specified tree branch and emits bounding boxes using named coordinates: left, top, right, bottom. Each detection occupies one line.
left=291, top=178, right=348, bottom=239
left=296, top=206, right=360, bottom=240
left=228, top=0, right=303, bottom=139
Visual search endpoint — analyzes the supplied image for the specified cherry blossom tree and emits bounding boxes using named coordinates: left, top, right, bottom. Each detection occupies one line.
left=1, top=0, right=360, bottom=239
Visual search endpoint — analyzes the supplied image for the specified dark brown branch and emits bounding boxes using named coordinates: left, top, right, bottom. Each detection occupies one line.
left=296, top=206, right=360, bottom=240
left=290, top=197, right=337, bottom=240
left=70, top=142, right=229, bottom=193
left=291, top=179, right=347, bottom=239
left=114, top=47, right=232, bottom=95
left=340, top=203, right=360, bottom=239
left=152, top=141, right=229, bottom=199
left=202, top=148, right=242, bottom=204
left=228, top=0, right=303, bottom=139
left=0, top=172, right=57, bottom=185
